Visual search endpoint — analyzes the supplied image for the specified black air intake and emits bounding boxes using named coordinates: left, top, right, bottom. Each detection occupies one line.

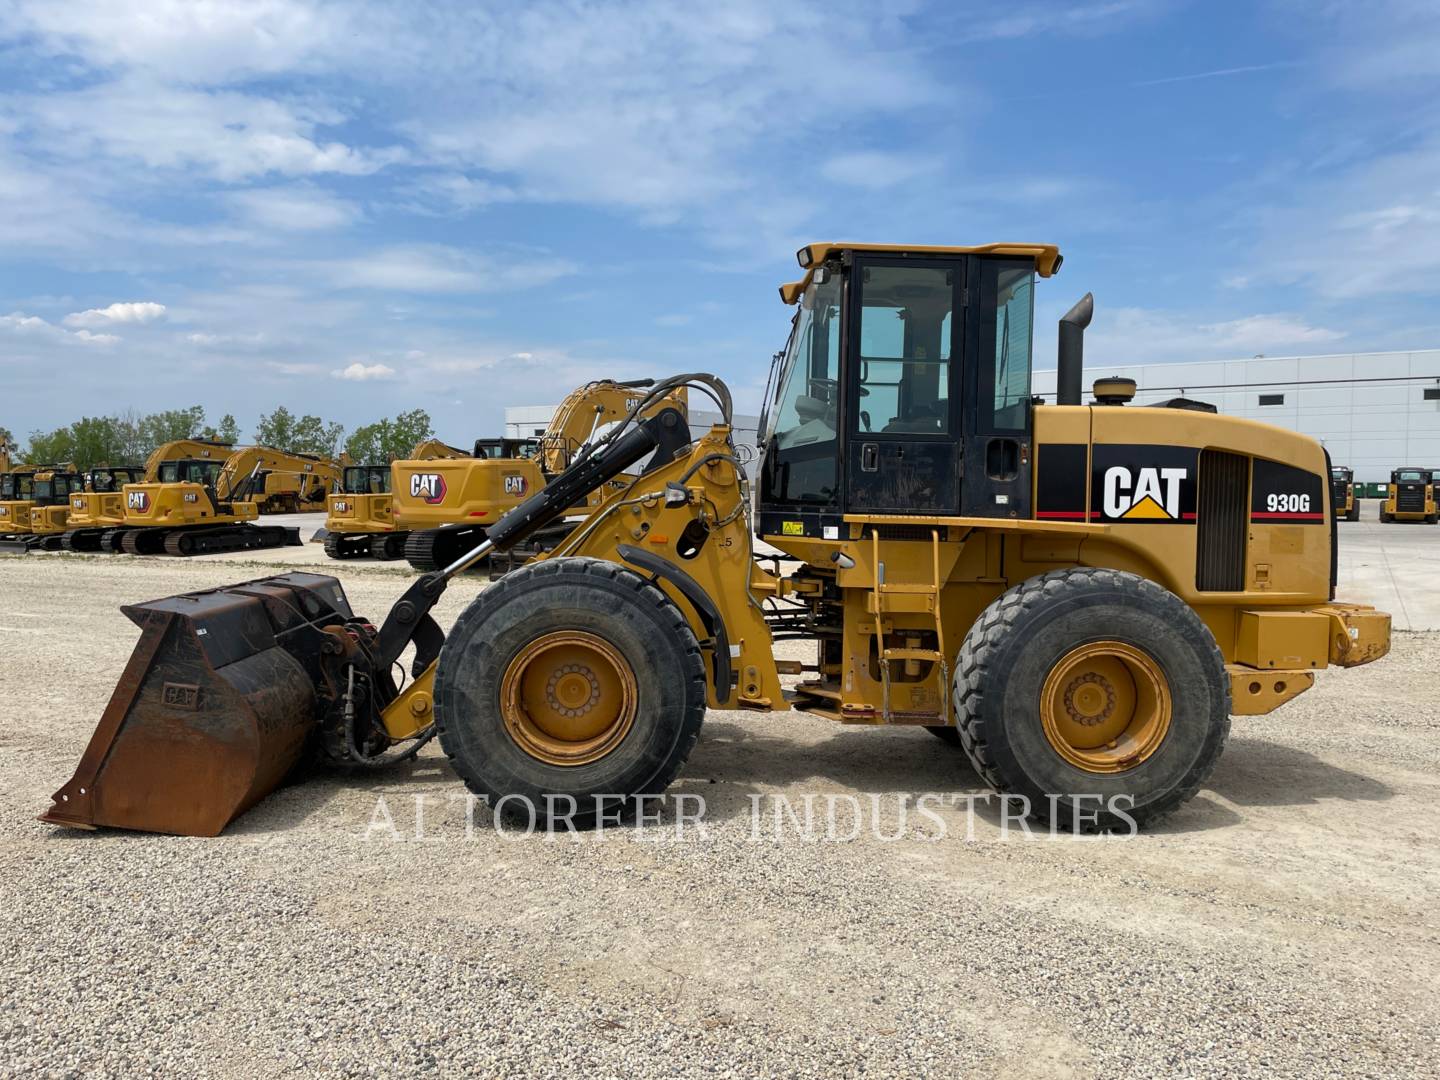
left=1196, top=450, right=1248, bottom=592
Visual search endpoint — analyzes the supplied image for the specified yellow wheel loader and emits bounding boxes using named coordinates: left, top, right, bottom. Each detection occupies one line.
left=318, top=440, right=471, bottom=561
left=0, top=463, right=78, bottom=552
left=61, top=440, right=232, bottom=552
left=1378, top=467, right=1437, bottom=524
left=395, top=381, right=686, bottom=571
left=43, top=242, right=1390, bottom=837
left=107, top=446, right=332, bottom=556
left=1330, top=466, right=1360, bottom=522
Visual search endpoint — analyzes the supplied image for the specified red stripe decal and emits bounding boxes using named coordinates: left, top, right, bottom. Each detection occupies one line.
left=1036, top=510, right=1087, bottom=519
left=1251, top=511, right=1326, bottom=520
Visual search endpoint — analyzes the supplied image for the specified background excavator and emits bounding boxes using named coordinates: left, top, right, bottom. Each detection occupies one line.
left=391, top=380, right=686, bottom=571
left=0, top=463, right=79, bottom=552
left=24, top=465, right=145, bottom=551
left=43, top=241, right=1390, bottom=839
left=106, top=445, right=340, bottom=556
left=62, top=439, right=233, bottom=552
left=318, top=439, right=471, bottom=561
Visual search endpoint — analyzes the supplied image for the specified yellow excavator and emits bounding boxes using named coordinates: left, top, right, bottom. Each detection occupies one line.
left=60, top=439, right=232, bottom=552
left=107, top=445, right=339, bottom=556
left=318, top=439, right=471, bottom=561
left=0, top=463, right=79, bottom=551
left=393, top=380, right=685, bottom=571
left=43, top=241, right=1390, bottom=838
left=24, top=465, right=145, bottom=551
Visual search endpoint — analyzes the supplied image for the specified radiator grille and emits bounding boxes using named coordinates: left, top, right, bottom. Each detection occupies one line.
left=1397, top=485, right=1424, bottom=513
left=862, top=523, right=940, bottom=541
left=1330, top=479, right=1349, bottom=508
left=1196, top=450, right=1248, bottom=592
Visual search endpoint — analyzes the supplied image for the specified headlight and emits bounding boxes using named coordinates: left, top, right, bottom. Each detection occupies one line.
left=796, top=246, right=813, bottom=268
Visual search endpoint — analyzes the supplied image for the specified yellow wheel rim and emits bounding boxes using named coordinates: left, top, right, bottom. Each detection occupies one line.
left=500, top=631, right=637, bottom=766
left=1039, top=641, right=1172, bottom=774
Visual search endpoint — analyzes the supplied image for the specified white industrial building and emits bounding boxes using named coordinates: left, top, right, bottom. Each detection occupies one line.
left=1035, top=349, right=1440, bottom=483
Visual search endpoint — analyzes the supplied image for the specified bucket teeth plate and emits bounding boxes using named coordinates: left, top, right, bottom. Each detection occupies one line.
left=42, top=572, right=355, bottom=836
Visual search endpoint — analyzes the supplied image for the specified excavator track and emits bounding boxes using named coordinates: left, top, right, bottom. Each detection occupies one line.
left=404, top=525, right=488, bottom=572
left=370, top=532, right=408, bottom=560
left=100, top=528, right=131, bottom=553
left=61, top=529, right=106, bottom=552
left=323, top=532, right=373, bottom=560
left=157, top=524, right=303, bottom=557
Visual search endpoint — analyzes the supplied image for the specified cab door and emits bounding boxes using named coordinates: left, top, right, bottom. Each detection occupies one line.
left=844, top=257, right=964, bottom=515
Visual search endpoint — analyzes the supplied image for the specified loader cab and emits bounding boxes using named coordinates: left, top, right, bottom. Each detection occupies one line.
left=32, top=473, right=81, bottom=505
left=159, top=459, right=226, bottom=503
left=343, top=465, right=391, bottom=495
left=472, top=438, right=540, bottom=461
left=759, top=244, right=1048, bottom=537
left=85, top=466, right=142, bottom=493
left=1, top=472, right=36, bottom=500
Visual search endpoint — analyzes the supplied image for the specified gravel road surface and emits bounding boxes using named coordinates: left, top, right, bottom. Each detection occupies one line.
left=1, top=545, right=1437, bottom=1078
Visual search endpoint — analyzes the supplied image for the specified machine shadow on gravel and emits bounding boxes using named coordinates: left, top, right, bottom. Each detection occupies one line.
left=1204, top=736, right=1394, bottom=808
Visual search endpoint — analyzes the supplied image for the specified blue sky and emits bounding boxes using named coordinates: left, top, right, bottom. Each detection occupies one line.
left=2, top=0, right=1438, bottom=445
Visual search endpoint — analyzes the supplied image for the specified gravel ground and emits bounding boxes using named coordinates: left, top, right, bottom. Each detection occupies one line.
left=2, top=548, right=1438, bottom=1078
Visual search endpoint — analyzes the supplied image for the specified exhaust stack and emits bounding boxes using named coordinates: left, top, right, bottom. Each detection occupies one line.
left=1056, top=292, right=1094, bottom=406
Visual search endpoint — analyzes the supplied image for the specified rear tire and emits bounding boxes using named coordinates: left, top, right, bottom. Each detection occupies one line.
left=1346, top=504, right=1360, bottom=522
left=953, top=568, right=1229, bottom=831
left=434, top=557, right=707, bottom=825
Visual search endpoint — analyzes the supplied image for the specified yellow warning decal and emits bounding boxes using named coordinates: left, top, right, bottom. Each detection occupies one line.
left=781, top=520, right=804, bottom=535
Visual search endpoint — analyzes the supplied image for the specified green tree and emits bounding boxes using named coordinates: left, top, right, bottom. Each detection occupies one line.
left=138, top=407, right=207, bottom=451
left=345, top=408, right=435, bottom=463
left=24, top=426, right=76, bottom=465
left=200, top=413, right=242, bottom=444
left=255, top=407, right=344, bottom=458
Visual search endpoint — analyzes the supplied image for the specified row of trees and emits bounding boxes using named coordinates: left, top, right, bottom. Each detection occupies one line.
left=9, top=407, right=439, bottom=470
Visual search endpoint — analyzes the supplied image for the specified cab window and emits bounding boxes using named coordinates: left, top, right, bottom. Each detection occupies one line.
left=763, top=269, right=843, bottom=504
left=979, top=265, right=1035, bottom=433
left=855, top=265, right=953, bottom=434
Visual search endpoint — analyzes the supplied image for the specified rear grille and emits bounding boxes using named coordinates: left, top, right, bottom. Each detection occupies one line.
left=1397, top=486, right=1424, bottom=513
left=1331, top=480, right=1348, bottom=508
left=1196, top=450, right=1248, bottom=592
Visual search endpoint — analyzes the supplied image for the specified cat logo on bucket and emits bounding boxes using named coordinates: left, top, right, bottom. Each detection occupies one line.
left=1102, top=466, right=1189, bottom=521
left=409, top=473, right=447, bottom=504
left=503, top=474, right=529, bottom=497
left=126, top=491, right=150, bottom=513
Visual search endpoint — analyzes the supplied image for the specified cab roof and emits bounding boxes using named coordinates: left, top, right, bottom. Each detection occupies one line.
left=779, top=242, right=1063, bottom=304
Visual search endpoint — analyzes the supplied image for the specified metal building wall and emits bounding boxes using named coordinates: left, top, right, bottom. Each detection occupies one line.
left=1034, top=350, right=1440, bottom=484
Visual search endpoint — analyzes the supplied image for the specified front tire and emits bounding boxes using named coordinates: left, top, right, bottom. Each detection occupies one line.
left=434, top=557, right=708, bottom=824
left=953, top=568, right=1229, bottom=830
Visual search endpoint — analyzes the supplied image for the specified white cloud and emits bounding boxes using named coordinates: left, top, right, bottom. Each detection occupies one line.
left=317, top=245, right=576, bottom=294
left=6, top=0, right=355, bottom=83
left=819, top=151, right=938, bottom=190
left=226, top=185, right=360, bottom=231
left=1086, top=307, right=1346, bottom=365
left=2, top=310, right=118, bottom=346
left=1200, top=314, right=1345, bottom=351
left=64, top=301, right=167, bottom=327
left=21, top=76, right=403, bottom=183
left=334, top=361, right=397, bottom=381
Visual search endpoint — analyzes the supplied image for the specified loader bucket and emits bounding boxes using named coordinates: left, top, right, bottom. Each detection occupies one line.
left=41, top=572, right=355, bottom=836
